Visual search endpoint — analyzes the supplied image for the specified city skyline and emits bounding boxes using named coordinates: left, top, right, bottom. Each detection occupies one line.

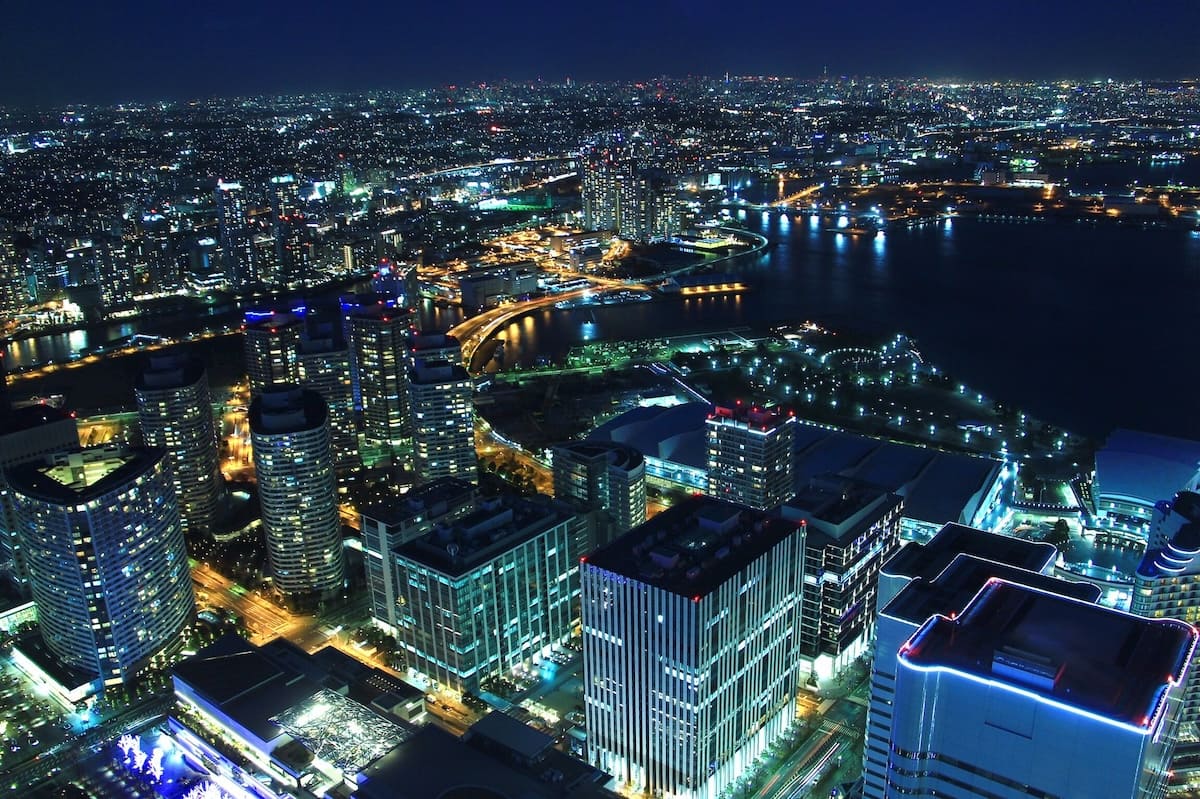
left=2, top=1, right=1200, bottom=105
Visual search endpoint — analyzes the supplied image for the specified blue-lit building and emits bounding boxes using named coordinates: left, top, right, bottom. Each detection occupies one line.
left=1095, top=428, right=1200, bottom=534
left=886, top=580, right=1193, bottom=799
left=582, top=497, right=806, bottom=799
left=864, top=524, right=1095, bottom=798
left=8, top=444, right=194, bottom=689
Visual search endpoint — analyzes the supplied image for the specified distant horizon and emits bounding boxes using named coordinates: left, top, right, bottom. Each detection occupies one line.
left=2, top=0, right=1198, bottom=106
left=1, top=72, right=1198, bottom=110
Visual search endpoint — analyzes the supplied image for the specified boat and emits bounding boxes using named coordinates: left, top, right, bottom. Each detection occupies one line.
left=824, top=226, right=879, bottom=237
left=1150, top=152, right=1185, bottom=163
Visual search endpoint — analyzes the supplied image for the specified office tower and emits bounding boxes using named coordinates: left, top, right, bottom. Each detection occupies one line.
left=243, top=311, right=303, bottom=399
left=406, top=331, right=462, bottom=369
left=885, top=579, right=1193, bottom=799
left=704, top=405, right=796, bottom=511
left=8, top=445, right=194, bottom=686
left=407, top=361, right=477, bottom=484
left=582, top=497, right=807, bottom=799
left=1132, top=491, right=1200, bottom=740
left=347, top=302, right=414, bottom=449
left=0, top=405, right=79, bottom=589
left=552, top=440, right=646, bottom=549
left=372, top=259, right=419, bottom=307
left=360, top=477, right=478, bottom=635
left=391, top=493, right=579, bottom=692
left=275, top=216, right=311, bottom=287
left=298, top=336, right=359, bottom=474
left=135, top=354, right=223, bottom=538
left=215, top=180, right=256, bottom=288
left=250, top=387, right=344, bottom=605
left=780, top=477, right=903, bottom=681
left=864, top=523, right=1086, bottom=799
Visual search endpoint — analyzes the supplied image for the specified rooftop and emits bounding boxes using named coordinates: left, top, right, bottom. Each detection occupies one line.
left=1096, top=428, right=1200, bottom=506
left=781, top=476, right=901, bottom=544
left=554, top=440, right=645, bottom=473
left=135, top=354, right=205, bottom=392
left=396, top=493, right=573, bottom=577
left=883, top=522, right=1058, bottom=583
left=353, top=721, right=614, bottom=799
left=249, top=386, right=327, bottom=435
left=900, top=579, right=1196, bottom=729
left=0, top=404, right=74, bottom=437
left=707, top=403, right=794, bottom=432
left=360, top=477, right=478, bottom=526
left=8, top=445, right=164, bottom=505
left=584, top=496, right=804, bottom=598
left=271, top=688, right=410, bottom=776
left=883, top=552, right=1102, bottom=627
left=1137, top=491, right=1200, bottom=579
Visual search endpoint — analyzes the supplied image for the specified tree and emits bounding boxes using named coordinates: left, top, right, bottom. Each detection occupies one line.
left=1046, top=519, right=1070, bottom=549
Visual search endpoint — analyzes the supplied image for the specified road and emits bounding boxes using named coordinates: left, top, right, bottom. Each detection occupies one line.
left=191, top=562, right=309, bottom=645
left=449, top=287, right=595, bottom=374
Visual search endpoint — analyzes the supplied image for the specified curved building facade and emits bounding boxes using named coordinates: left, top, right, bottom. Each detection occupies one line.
left=9, top=445, right=194, bottom=686
left=250, top=386, right=344, bottom=604
left=135, top=354, right=223, bottom=537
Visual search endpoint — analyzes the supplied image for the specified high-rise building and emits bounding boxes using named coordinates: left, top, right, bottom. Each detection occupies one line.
left=581, top=151, right=677, bottom=242
left=135, top=354, right=223, bottom=538
left=0, top=405, right=79, bottom=589
left=243, top=311, right=303, bottom=399
left=298, top=336, right=359, bottom=474
left=552, top=440, right=646, bottom=549
left=407, top=361, right=476, bottom=484
left=391, top=493, right=579, bottom=692
left=885, top=579, right=1193, bottom=799
left=704, top=405, right=796, bottom=511
left=347, top=302, right=414, bottom=450
left=582, top=497, right=807, bottom=799
left=360, top=477, right=478, bottom=635
left=250, top=386, right=344, bottom=606
left=8, top=445, right=194, bottom=686
left=406, top=331, right=462, bottom=370
left=864, top=523, right=1086, bottom=799
left=215, top=180, right=256, bottom=288
left=780, top=477, right=903, bottom=681
left=1132, top=491, right=1200, bottom=740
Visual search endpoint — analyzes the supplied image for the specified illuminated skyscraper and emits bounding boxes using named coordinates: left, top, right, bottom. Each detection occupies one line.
left=884, top=580, right=1193, bottom=799
left=8, top=445, right=194, bottom=686
left=392, top=492, right=578, bottom=692
left=347, top=302, right=414, bottom=451
left=250, top=387, right=345, bottom=605
left=215, top=180, right=256, bottom=288
left=780, top=477, right=903, bottom=681
left=582, top=497, right=806, bottom=799
left=406, top=331, right=462, bottom=370
left=552, top=440, right=646, bottom=547
left=704, top=405, right=796, bottom=511
left=135, top=354, right=223, bottom=538
left=0, top=405, right=79, bottom=590
left=243, top=311, right=303, bottom=399
left=298, top=336, right=359, bottom=474
left=582, top=150, right=677, bottom=242
left=407, top=361, right=476, bottom=484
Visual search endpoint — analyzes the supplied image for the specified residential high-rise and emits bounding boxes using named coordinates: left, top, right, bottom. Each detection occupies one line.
left=215, top=180, right=256, bottom=288
left=298, top=335, right=359, bottom=474
left=243, top=311, right=303, bottom=399
left=406, top=331, right=462, bottom=370
left=250, top=386, right=344, bottom=606
left=0, top=405, right=79, bottom=589
left=581, top=151, right=677, bottom=242
left=582, top=497, right=807, bottom=799
left=391, top=493, right=579, bottom=692
left=552, top=440, right=646, bottom=549
left=361, top=477, right=478, bottom=635
left=347, top=302, right=414, bottom=450
left=864, top=524, right=1090, bottom=799
left=886, top=579, right=1193, bottom=799
left=1132, top=491, right=1200, bottom=740
left=704, top=405, right=796, bottom=511
left=135, top=354, right=223, bottom=538
left=780, top=477, right=903, bottom=681
left=408, top=361, right=476, bottom=484
left=8, top=445, right=194, bottom=686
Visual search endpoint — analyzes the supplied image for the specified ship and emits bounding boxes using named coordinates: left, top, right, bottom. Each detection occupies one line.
left=1150, top=152, right=1185, bottom=163
left=824, top=226, right=880, bottom=237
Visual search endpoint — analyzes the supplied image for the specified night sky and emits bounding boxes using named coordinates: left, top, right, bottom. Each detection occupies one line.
left=1, top=0, right=1198, bottom=105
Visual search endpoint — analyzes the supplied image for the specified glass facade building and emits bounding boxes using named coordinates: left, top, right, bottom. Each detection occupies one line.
left=8, top=445, right=194, bottom=686
left=582, top=497, right=807, bottom=799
